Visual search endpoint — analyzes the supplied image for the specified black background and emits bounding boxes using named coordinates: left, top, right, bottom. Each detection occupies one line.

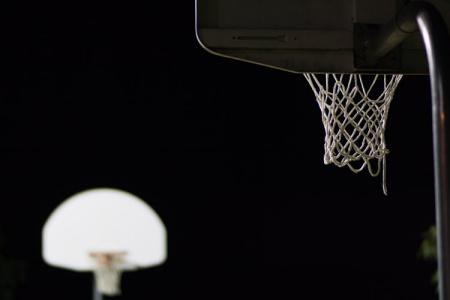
left=0, top=2, right=440, bottom=300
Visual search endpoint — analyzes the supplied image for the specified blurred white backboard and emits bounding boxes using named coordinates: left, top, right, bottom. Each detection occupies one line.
left=196, top=0, right=450, bottom=74
left=42, top=188, right=167, bottom=271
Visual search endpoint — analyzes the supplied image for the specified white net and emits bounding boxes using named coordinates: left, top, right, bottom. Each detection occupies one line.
left=304, top=74, right=403, bottom=195
left=90, top=252, right=129, bottom=296
left=94, top=264, right=123, bottom=296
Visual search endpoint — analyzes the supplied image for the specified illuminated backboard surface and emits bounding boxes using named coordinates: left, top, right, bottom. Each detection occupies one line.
left=42, top=188, right=167, bottom=272
left=196, top=0, right=450, bottom=74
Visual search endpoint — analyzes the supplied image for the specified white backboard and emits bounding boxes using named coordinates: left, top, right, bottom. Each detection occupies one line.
left=42, top=188, right=167, bottom=271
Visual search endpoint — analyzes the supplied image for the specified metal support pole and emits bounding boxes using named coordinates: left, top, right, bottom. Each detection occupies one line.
left=367, top=2, right=450, bottom=299
left=419, top=6, right=450, bottom=300
left=93, top=275, right=103, bottom=300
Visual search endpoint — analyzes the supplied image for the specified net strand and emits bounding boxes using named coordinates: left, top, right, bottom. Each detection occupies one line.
left=304, top=73, right=403, bottom=195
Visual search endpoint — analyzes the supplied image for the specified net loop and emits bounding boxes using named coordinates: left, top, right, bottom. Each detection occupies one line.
left=304, top=73, right=403, bottom=195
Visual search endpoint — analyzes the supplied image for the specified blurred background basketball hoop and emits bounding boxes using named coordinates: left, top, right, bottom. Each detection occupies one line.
left=42, top=188, right=167, bottom=299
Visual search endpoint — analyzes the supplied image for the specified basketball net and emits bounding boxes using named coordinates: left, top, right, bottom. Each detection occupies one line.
left=90, top=252, right=128, bottom=296
left=304, top=74, right=403, bottom=195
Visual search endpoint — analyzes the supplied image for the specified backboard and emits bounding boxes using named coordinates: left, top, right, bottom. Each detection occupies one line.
left=42, top=188, right=167, bottom=272
left=195, top=0, right=450, bottom=74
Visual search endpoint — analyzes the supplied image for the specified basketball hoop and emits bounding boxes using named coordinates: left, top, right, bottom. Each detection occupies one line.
left=42, top=188, right=167, bottom=298
left=90, top=252, right=129, bottom=296
left=304, top=73, right=403, bottom=195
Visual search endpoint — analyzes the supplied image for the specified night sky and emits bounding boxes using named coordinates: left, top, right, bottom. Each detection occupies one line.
left=0, top=2, right=441, bottom=300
